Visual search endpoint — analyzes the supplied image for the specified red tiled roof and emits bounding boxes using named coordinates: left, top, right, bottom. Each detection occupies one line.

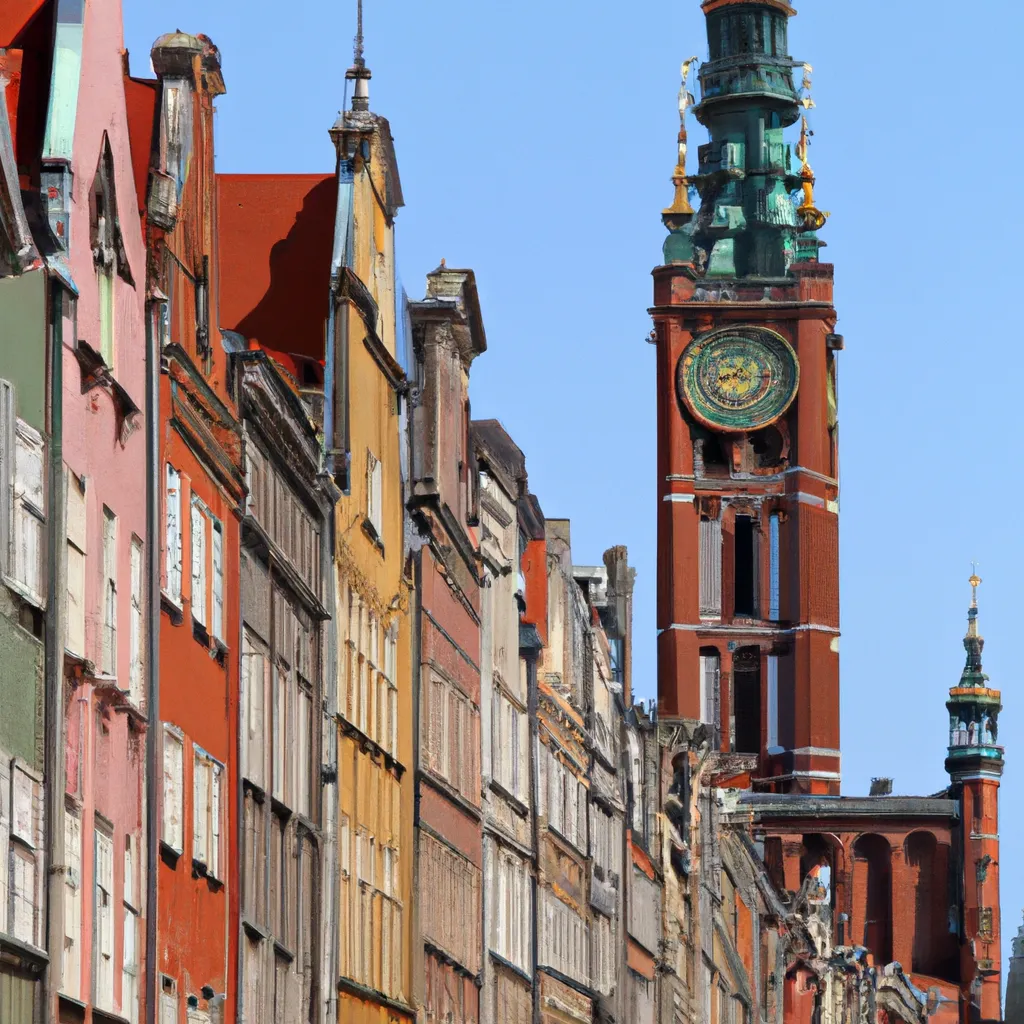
left=216, top=173, right=335, bottom=363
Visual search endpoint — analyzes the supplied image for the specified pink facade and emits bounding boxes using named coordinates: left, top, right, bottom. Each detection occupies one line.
left=60, top=0, right=148, bottom=1019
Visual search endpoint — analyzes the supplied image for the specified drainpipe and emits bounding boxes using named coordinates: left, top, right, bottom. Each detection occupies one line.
left=410, top=548, right=423, bottom=1013
left=43, top=278, right=68, bottom=1024
left=144, top=299, right=161, bottom=1024
left=322, top=496, right=339, bottom=1024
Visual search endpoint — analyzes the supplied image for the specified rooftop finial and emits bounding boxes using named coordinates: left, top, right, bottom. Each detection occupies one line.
left=354, top=0, right=364, bottom=66
left=345, top=0, right=371, bottom=111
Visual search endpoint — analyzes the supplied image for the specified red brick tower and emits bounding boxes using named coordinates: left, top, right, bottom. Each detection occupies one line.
left=946, top=575, right=1003, bottom=1022
left=652, top=0, right=842, bottom=793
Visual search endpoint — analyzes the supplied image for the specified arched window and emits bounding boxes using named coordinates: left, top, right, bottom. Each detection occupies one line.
left=852, top=834, right=891, bottom=963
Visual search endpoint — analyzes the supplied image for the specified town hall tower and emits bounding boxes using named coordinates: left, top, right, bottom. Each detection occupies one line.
left=652, top=0, right=841, bottom=794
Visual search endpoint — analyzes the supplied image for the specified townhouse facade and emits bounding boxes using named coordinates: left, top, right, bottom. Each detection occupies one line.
left=407, top=267, right=486, bottom=1024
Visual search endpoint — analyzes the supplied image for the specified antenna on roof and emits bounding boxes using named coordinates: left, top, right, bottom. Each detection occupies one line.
left=346, top=0, right=371, bottom=111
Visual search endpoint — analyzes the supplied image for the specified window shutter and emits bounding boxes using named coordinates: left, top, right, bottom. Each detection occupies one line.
left=191, top=502, right=206, bottom=625
left=430, top=679, right=444, bottom=774
left=129, top=539, right=143, bottom=703
left=468, top=705, right=480, bottom=805
left=162, top=729, right=183, bottom=851
left=212, top=522, right=224, bottom=640
left=165, top=465, right=181, bottom=602
left=699, top=514, right=723, bottom=617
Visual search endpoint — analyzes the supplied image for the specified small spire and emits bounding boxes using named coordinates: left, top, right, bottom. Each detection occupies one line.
left=662, top=56, right=699, bottom=225
left=960, top=569, right=988, bottom=688
left=345, top=0, right=371, bottom=112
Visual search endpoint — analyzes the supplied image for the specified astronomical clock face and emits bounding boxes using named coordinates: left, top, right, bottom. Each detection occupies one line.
left=676, top=326, right=800, bottom=432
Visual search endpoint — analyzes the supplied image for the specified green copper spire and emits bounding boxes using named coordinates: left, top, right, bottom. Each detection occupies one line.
left=959, top=572, right=988, bottom=689
left=946, top=573, right=1003, bottom=777
left=677, top=0, right=826, bottom=278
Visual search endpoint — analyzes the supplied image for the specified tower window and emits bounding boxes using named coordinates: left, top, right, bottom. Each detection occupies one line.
left=699, top=648, right=721, bottom=746
left=733, top=647, right=761, bottom=755
left=734, top=515, right=757, bottom=617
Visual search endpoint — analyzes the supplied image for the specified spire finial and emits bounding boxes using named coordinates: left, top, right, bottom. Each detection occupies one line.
left=345, top=0, right=371, bottom=111
left=662, top=57, right=699, bottom=223
left=354, top=0, right=364, bottom=66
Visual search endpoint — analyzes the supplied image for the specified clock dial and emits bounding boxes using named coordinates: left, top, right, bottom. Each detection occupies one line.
left=677, top=327, right=799, bottom=431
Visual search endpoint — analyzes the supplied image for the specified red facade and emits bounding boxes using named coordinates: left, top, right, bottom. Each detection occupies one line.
left=127, top=32, right=242, bottom=1020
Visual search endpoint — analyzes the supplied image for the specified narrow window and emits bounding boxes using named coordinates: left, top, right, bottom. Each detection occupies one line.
left=366, top=451, right=383, bottom=540
left=699, top=649, right=721, bottom=741
left=94, top=827, right=115, bottom=1010
left=129, top=537, right=144, bottom=704
left=768, top=514, right=780, bottom=621
left=62, top=806, right=83, bottom=999
left=161, top=726, right=184, bottom=853
left=733, top=647, right=762, bottom=755
left=66, top=473, right=87, bottom=656
left=699, top=513, right=723, bottom=618
left=102, top=507, right=118, bottom=675
left=212, top=519, right=224, bottom=640
left=165, top=465, right=182, bottom=603
left=766, top=654, right=779, bottom=751
left=191, top=499, right=207, bottom=626
left=734, top=515, right=757, bottom=617
left=13, top=419, right=46, bottom=600
left=123, top=835, right=139, bottom=1024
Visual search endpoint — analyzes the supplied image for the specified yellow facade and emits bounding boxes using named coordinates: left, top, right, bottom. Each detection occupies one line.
left=331, top=95, right=415, bottom=1024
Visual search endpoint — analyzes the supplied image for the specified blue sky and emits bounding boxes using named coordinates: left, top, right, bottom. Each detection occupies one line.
left=125, top=0, right=1024, bottom=975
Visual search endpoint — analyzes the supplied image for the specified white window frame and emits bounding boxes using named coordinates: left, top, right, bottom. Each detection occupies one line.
left=191, top=498, right=207, bottom=627
left=193, top=747, right=224, bottom=879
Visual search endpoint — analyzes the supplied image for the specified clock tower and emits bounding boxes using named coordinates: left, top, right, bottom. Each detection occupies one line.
left=653, top=0, right=841, bottom=794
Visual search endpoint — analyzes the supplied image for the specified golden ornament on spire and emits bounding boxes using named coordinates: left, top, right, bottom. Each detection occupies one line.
left=663, top=56, right=699, bottom=221
left=795, top=115, right=827, bottom=231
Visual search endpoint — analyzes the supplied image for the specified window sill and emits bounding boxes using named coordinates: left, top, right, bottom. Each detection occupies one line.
left=360, top=517, right=385, bottom=558
left=242, top=918, right=270, bottom=942
left=489, top=778, right=529, bottom=819
left=159, top=841, right=182, bottom=868
left=489, top=949, right=532, bottom=984
left=337, top=714, right=406, bottom=778
left=191, top=857, right=224, bottom=890
left=273, top=940, right=295, bottom=964
left=160, top=592, right=184, bottom=625
left=3, top=573, right=45, bottom=611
